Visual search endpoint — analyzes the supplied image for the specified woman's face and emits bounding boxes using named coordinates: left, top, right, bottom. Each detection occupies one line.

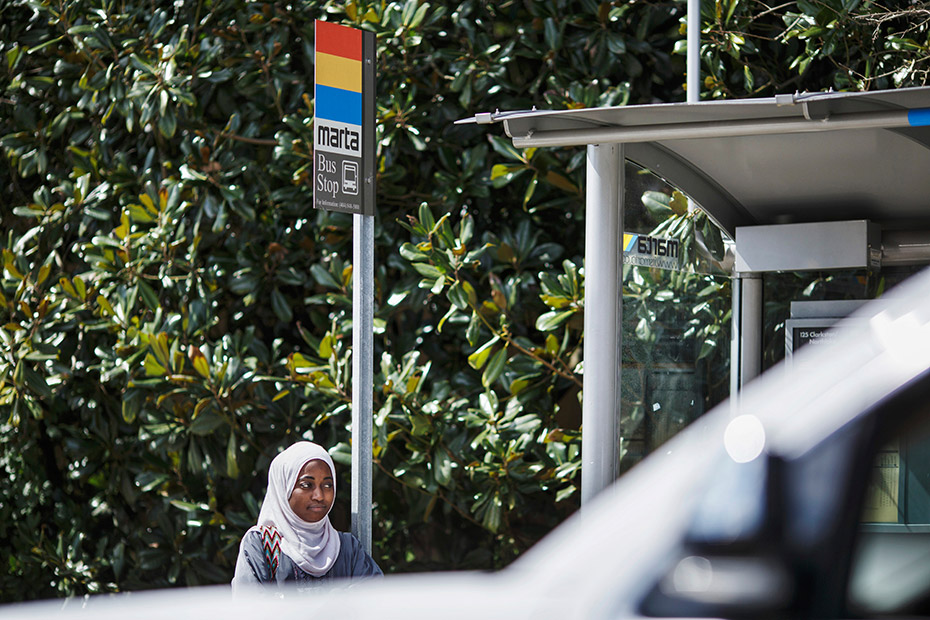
left=288, top=459, right=335, bottom=523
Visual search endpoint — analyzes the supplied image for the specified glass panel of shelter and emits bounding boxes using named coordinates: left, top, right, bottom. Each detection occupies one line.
left=770, top=265, right=927, bottom=527
left=619, top=162, right=732, bottom=475
left=620, top=162, right=930, bottom=527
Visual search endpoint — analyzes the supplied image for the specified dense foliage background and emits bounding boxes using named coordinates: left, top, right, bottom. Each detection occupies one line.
left=1, top=0, right=927, bottom=600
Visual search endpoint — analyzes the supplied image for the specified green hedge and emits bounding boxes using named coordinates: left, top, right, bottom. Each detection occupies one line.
left=1, top=0, right=921, bottom=601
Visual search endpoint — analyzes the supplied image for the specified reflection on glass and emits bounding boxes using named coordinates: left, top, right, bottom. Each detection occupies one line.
left=862, top=441, right=901, bottom=523
left=850, top=422, right=930, bottom=615
left=620, top=163, right=732, bottom=474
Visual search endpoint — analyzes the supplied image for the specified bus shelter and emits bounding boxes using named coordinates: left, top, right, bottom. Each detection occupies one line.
left=458, top=85, right=930, bottom=504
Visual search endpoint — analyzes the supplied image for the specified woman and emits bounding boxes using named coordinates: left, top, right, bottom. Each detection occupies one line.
left=232, top=441, right=382, bottom=592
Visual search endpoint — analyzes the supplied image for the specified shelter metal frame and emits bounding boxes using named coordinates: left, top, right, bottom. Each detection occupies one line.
left=458, top=86, right=930, bottom=504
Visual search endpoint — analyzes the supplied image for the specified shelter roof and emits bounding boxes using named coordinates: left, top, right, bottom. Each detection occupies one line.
left=458, top=87, right=930, bottom=237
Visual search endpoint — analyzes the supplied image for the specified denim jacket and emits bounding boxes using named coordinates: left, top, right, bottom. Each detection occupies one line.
left=232, top=529, right=382, bottom=594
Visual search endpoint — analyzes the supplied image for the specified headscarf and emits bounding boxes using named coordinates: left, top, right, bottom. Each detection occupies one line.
left=251, top=441, right=341, bottom=577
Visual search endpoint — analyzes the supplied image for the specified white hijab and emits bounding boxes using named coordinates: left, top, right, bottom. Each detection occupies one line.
left=252, top=441, right=341, bottom=577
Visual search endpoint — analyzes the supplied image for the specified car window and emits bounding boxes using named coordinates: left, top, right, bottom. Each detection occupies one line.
left=848, top=420, right=930, bottom=615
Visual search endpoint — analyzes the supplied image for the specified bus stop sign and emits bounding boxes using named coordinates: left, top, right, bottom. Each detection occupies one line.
left=314, top=21, right=375, bottom=216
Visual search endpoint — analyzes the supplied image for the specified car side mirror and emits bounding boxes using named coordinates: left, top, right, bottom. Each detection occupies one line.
left=642, top=450, right=797, bottom=617
left=642, top=553, right=795, bottom=618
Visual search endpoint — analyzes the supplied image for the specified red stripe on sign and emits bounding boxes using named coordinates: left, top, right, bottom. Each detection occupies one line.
left=315, top=20, right=362, bottom=61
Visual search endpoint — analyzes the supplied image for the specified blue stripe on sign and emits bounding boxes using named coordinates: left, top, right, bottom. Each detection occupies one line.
left=316, top=84, right=362, bottom=126
left=908, top=108, right=930, bottom=127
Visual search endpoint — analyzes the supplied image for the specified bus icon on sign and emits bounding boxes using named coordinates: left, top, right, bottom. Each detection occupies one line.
left=342, top=161, right=359, bottom=195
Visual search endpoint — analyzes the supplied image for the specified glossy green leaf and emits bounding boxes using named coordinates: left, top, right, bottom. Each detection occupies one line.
left=481, top=348, right=507, bottom=388
left=270, top=288, right=292, bottom=323
left=467, top=337, right=498, bottom=370
left=319, top=334, right=333, bottom=359
left=535, top=309, right=574, bottom=331
left=226, top=432, right=239, bottom=479
left=446, top=280, right=469, bottom=310
left=144, top=353, right=166, bottom=376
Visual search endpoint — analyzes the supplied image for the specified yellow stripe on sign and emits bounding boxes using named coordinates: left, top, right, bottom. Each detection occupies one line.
left=316, top=52, right=362, bottom=92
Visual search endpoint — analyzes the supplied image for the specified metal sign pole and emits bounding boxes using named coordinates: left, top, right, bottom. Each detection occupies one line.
left=351, top=28, right=377, bottom=555
left=687, top=0, right=700, bottom=104
left=351, top=212, right=374, bottom=553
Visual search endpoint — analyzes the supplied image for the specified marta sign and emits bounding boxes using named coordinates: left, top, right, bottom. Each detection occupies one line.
left=314, top=21, right=375, bottom=215
left=622, top=233, right=681, bottom=271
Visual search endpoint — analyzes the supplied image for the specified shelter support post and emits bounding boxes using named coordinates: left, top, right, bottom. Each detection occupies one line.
left=730, top=273, right=762, bottom=400
left=352, top=213, right=374, bottom=553
left=581, top=144, right=624, bottom=505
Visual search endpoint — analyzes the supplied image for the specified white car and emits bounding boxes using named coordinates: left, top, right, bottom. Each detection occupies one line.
left=8, top=268, right=930, bottom=620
